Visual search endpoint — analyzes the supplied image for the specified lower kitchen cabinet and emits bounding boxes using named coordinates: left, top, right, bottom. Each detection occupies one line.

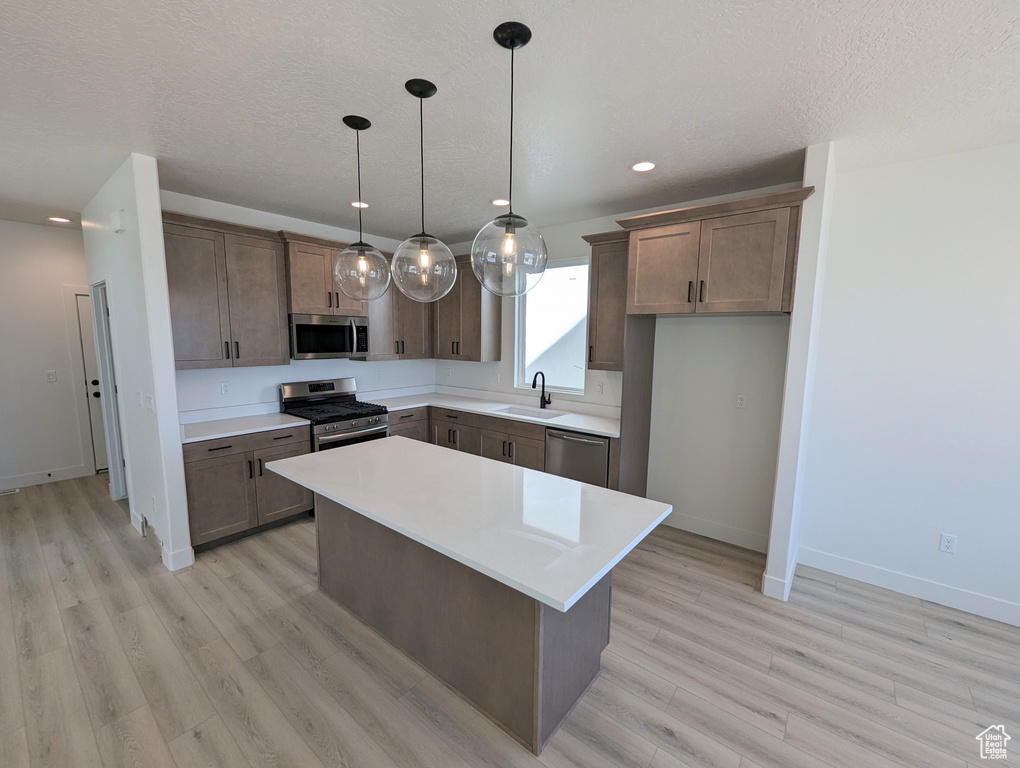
left=433, top=422, right=480, bottom=454
left=478, top=428, right=544, bottom=470
left=388, top=407, right=430, bottom=442
left=434, top=408, right=546, bottom=471
left=184, top=426, right=312, bottom=547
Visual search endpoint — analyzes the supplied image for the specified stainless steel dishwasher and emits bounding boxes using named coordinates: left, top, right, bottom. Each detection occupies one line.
left=544, top=429, right=610, bottom=487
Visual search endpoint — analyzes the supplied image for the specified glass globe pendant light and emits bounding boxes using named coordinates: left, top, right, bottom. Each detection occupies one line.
left=471, top=21, right=548, bottom=298
left=391, top=79, right=458, bottom=303
left=334, top=115, right=391, bottom=302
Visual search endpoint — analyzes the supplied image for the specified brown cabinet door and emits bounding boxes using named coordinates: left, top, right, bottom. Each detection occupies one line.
left=454, top=424, right=481, bottom=455
left=394, top=287, right=432, bottom=359
left=588, top=241, right=628, bottom=371
left=286, top=242, right=333, bottom=316
left=328, top=249, right=368, bottom=316
left=626, top=222, right=701, bottom=315
left=164, top=224, right=231, bottom=369
left=509, top=435, right=545, bottom=471
left=696, top=208, right=790, bottom=313
left=479, top=428, right=511, bottom=463
left=388, top=420, right=428, bottom=442
left=434, top=274, right=461, bottom=360
left=253, top=443, right=313, bottom=525
left=365, top=287, right=399, bottom=360
left=435, top=422, right=457, bottom=449
left=185, top=452, right=257, bottom=546
left=223, top=234, right=290, bottom=367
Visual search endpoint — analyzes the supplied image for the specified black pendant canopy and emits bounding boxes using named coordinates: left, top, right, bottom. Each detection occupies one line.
left=493, top=21, right=532, bottom=50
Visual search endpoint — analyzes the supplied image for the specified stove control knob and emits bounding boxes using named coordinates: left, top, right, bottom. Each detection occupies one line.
left=352, top=420, right=359, bottom=427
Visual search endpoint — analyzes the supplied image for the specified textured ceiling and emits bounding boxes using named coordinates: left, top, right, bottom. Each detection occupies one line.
left=1, top=0, right=1017, bottom=240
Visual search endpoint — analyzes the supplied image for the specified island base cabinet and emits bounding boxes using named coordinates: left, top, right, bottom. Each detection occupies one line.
left=316, top=495, right=611, bottom=754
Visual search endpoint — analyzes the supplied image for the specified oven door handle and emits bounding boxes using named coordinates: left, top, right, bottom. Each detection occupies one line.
left=316, top=424, right=389, bottom=445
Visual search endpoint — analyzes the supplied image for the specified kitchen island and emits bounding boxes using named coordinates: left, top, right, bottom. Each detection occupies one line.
left=267, top=436, right=671, bottom=754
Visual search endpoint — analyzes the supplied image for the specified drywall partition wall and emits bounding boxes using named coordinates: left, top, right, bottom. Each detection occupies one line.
left=81, top=154, right=193, bottom=570
left=797, top=141, right=1020, bottom=626
left=0, top=220, right=90, bottom=488
left=647, top=316, right=790, bottom=552
left=441, top=183, right=801, bottom=413
left=762, top=142, right=836, bottom=599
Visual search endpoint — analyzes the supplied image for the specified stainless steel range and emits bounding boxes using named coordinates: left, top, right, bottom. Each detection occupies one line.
left=280, top=378, right=389, bottom=451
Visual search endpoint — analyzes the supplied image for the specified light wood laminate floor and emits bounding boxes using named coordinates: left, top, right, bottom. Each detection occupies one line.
left=1, top=474, right=1018, bottom=768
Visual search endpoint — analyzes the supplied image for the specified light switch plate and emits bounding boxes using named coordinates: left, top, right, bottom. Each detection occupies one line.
left=45, top=370, right=57, bottom=383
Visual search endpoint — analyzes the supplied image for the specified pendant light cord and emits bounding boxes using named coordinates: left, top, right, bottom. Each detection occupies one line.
left=508, top=48, right=515, bottom=215
left=356, top=129, right=364, bottom=240
left=420, top=96, right=426, bottom=234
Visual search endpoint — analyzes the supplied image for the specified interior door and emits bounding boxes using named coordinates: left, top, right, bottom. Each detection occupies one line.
left=223, top=234, right=289, bottom=366
left=696, top=208, right=790, bottom=313
left=75, top=294, right=108, bottom=471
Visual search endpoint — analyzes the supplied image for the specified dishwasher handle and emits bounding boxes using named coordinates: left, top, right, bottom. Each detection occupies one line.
left=547, top=430, right=606, bottom=446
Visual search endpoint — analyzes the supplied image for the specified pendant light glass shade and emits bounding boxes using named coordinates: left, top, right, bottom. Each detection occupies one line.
left=392, top=79, right=458, bottom=302
left=334, top=241, right=391, bottom=302
left=392, top=235, right=457, bottom=302
left=471, top=21, right=547, bottom=298
left=470, top=213, right=547, bottom=297
left=335, top=115, right=390, bottom=302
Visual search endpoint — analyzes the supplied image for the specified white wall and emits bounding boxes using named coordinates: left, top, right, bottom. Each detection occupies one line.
left=797, top=141, right=1020, bottom=625
left=648, top=316, right=791, bottom=552
left=82, top=154, right=192, bottom=569
left=0, top=220, right=90, bottom=488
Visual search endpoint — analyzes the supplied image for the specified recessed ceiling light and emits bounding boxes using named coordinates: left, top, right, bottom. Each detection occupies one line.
left=631, top=162, right=655, bottom=172
left=490, top=198, right=510, bottom=206
left=351, top=201, right=369, bottom=209
left=48, top=216, right=72, bottom=223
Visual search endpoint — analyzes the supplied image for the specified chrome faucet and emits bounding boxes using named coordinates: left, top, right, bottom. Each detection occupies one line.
left=531, top=371, right=552, bottom=409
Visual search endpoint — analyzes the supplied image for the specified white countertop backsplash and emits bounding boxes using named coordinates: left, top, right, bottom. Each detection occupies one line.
left=267, top=437, right=669, bottom=610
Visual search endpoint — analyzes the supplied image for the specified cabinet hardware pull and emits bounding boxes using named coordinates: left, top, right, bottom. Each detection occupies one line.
left=207, top=445, right=233, bottom=451
left=452, top=341, right=456, bottom=355
left=699, top=280, right=705, bottom=302
left=453, top=429, right=458, bottom=444
left=273, top=434, right=293, bottom=440
left=401, top=340, right=405, bottom=354
left=335, top=292, right=340, bottom=308
left=509, top=441, right=514, bottom=459
left=225, top=341, right=230, bottom=359
left=446, top=414, right=458, bottom=419
left=589, top=345, right=593, bottom=363
left=328, top=291, right=332, bottom=308
left=687, top=281, right=694, bottom=303
left=248, top=460, right=253, bottom=479
left=235, top=341, right=240, bottom=358
left=456, top=341, right=460, bottom=355
left=399, top=413, right=414, bottom=420
left=502, top=440, right=507, bottom=456
left=257, top=458, right=263, bottom=476
left=395, top=341, right=399, bottom=355
left=448, top=428, right=452, bottom=442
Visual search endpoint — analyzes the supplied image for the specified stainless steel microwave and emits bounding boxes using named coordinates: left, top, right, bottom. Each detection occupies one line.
left=290, top=314, right=369, bottom=360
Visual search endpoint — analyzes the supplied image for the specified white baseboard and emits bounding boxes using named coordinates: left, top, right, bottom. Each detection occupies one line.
left=762, top=573, right=792, bottom=600
left=798, top=547, right=1020, bottom=628
left=661, top=511, right=768, bottom=554
left=1, top=464, right=91, bottom=491
left=162, top=545, right=195, bottom=571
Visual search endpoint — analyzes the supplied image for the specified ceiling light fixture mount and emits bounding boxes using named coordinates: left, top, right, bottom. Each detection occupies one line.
left=632, top=161, right=656, bottom=172
left=334, top=116, right=391, bottom=302
left=391, top=78, right=458, bottom=303
left=48, top=216, right=72, bottom=223
left=471, top=21, right=548, bottom=298
left=490, top=199, right=510, bottom=207
left=351, top=201, right=368, bottom=209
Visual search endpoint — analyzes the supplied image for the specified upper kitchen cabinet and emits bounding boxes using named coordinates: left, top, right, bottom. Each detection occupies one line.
left=581, top=232, right=629, bottom=370
left=279, top=232, right=366, bottom=317
left=163, top=213, right=289, bottom=369
left=366, top=273, right=432, bottom=361
left=617, top=187, right=813, bottom=316
left=434, top=256, right=501, bottom=362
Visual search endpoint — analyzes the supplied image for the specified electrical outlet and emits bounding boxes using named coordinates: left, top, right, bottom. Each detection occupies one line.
left=939, top=533, right=958, bottom=554
left=220, top=381, right=230, bottom=395
left=446, top=367, right=452, bottom=380
left=495, top=372, right=501, bottom=384
left=145, top=394, right=155, bottom=413
left=45, top=370, right=57, bottom=383
left=735, top=393, right=747, bottom=409
left=597, top=382, right=604, bottom=395
left=374, top=370, right=382, bottom=381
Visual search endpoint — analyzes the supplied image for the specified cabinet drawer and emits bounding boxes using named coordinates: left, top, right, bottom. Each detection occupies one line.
left=390, top=406, right=429, bottom=424
left=429, top=408, right=479, bottom=428
left=183, top=425, right=310, bottom=463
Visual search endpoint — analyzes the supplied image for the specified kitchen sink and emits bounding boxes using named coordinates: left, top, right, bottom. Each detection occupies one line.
left=493, top=406, right=568, bottom=420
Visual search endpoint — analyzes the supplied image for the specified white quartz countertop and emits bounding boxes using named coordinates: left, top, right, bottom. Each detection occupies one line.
left=370, top=393, right=621, bottom=438
left=181, top=413, right=310, bottom=444
left=267, top=437, right=670, bottom=611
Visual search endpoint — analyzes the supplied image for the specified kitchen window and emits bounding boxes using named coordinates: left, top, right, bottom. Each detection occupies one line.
left=515, top=260, right=589, bottom=394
